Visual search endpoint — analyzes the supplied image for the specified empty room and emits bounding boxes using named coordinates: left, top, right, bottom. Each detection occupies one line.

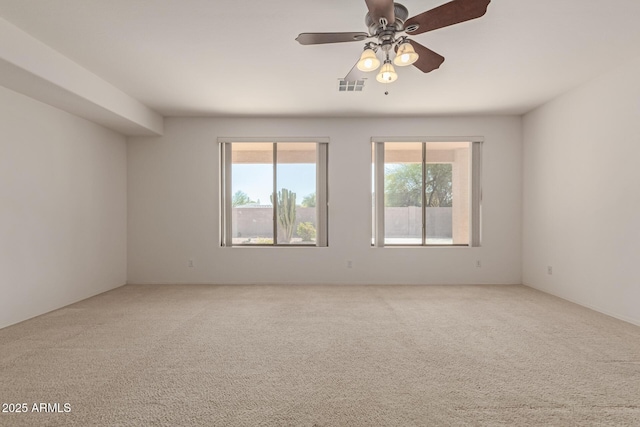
left=1, top=0, right=639, bottom=425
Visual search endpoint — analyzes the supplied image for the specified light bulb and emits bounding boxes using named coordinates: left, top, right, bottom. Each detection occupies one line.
left=393, top=41, right=419, bottom=67
left=357, top=48, right=381, bottom=72
left=376, top=61, right=398, bottom=83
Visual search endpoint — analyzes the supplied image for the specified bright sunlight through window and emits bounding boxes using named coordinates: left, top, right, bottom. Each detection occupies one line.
left=372, top=139, right=482, bottom=247
left=220, top=139, right=328, bottom=247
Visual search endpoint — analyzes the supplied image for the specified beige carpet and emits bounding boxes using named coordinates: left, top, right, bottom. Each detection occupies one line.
left=0, top=284, right=639, bottom=426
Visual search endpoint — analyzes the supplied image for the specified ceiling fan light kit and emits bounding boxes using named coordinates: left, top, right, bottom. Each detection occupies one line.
left=296, top=0, right=491, bottom=85
left=376, top=60, right=398, bottom=83
left=394, top=41, right=419, bottom=67
left=357, top=47, right=381, bottom=72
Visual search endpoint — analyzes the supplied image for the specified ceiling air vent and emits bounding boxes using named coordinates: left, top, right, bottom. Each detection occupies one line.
left=338, top=79, right=365, bottom=92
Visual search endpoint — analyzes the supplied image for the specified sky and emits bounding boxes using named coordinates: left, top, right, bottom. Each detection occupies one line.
left=232, top=163, right=316, bottom=205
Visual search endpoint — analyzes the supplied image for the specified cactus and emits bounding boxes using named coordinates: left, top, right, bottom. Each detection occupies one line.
left=270, top=188, right=297, bottom=243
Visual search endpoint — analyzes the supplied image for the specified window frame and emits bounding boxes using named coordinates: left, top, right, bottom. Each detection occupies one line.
left=219, top=137, right=328, bottom=247
left=371, top=137, right=482, bottom=248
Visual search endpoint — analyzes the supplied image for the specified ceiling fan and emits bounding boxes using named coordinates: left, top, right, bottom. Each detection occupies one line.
left=295, top=0, right=491, bottom=84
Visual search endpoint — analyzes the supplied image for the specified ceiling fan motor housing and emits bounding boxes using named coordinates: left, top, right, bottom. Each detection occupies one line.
left=365, top=3, right=409, bottom=35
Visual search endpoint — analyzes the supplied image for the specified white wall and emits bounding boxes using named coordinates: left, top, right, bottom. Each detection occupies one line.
left=0, top=86, right=127, bottom=329
left=128, top=116, right=522, bottom=285
left=523, top=56, right=640, bottom=326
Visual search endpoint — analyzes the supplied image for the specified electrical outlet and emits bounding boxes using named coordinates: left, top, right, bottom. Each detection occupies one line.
left=476, top=260, right=481, bottom=268
left=547, top=266, right=553, bottom=275
left=346, top=260, right=353, bottom=269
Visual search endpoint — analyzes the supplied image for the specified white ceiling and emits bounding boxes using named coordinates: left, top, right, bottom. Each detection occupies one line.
left=1, top=0, right=640, bottom=118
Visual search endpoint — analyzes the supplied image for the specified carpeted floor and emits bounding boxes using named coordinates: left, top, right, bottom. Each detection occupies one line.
left=0, top=284, right=639, bottom=426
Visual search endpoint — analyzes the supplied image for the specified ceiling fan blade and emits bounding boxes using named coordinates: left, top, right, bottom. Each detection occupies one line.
left=364, top=0, right=395, bottom=26
left=405, top=0, right=490, bottom=36
left=407, top=40, right=445, bottom=73
left=296, top=32, right=369, bottom=45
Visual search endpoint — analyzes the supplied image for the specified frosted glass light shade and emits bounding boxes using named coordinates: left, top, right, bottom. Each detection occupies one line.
left=356, top=48, right=381, bottom=72
left=393, top=42, right=419, bottom=66
left=376, top=61, right=398, bottom=83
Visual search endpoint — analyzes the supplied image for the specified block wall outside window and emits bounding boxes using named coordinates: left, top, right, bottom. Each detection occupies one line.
left=371, top=139, right=482, bottom=247
left=219, top=138, right=328, bottom=247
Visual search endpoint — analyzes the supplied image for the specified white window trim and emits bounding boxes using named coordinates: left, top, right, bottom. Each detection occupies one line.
left=219, top=137, right=329, bottom=247
left=371, top=137, right=483, bottom=247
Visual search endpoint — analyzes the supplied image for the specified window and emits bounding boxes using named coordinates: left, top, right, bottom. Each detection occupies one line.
left=372, top=139, right=481, bottom=247
left=220, top=139, right=328, bottom=246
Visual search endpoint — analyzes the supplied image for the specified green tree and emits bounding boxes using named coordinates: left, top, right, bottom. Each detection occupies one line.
left=301, top=193, right=316, bottom=207
left=385, top=163, right=422, bottom=206
left=232, top=190, right=255, bottom=207
left=384, top=163, right=452, bottom=207
left=425, top=164, right=452, bottom=207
